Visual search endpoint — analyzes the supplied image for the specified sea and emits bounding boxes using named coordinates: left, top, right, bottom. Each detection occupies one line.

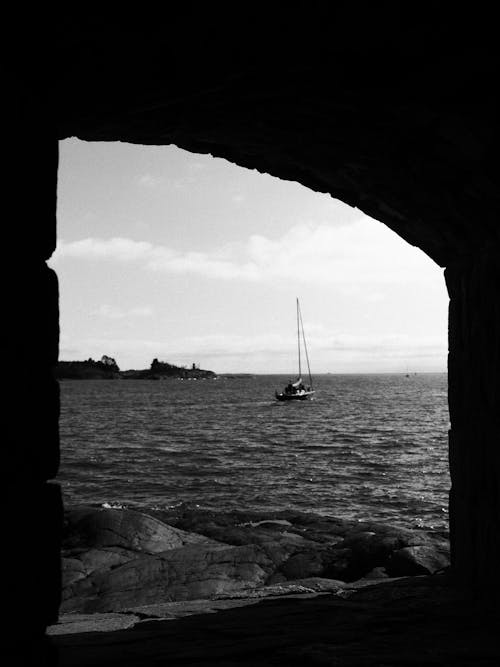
left=57, top=373, right=450, bottom=532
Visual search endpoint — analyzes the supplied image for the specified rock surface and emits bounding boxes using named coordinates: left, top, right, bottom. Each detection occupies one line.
left=64, top=507, right=213, bottom=553
left=60, top=507, right=450, bottom=614
left=50, top=578, right=350, bottom=636
left=52, top=575, right=500, bottom=666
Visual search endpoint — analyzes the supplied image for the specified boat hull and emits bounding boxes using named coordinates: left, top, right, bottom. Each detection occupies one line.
left=275, top=390, right=315, bottom=401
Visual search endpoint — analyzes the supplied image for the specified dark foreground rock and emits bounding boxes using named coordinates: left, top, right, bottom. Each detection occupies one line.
left=52, top=575, right=500, bottom=666
left=50, top=578, right=350, bottom=636
left=61, top=507, right=450, bottom=613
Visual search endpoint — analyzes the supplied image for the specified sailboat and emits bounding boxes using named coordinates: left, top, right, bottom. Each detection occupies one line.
left=275, top=298, right=315, bottom=401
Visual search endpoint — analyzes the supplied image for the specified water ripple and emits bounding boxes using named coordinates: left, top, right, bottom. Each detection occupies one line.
left=58, top=373, right=450, bottom=530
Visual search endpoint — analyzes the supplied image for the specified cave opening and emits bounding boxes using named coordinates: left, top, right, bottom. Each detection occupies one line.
left=50, top=138, right=452, bottom=618
left=9, top=13, right=499, bottom=663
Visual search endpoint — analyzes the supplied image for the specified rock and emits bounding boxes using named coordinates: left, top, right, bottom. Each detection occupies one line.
left=215, top=577, right=347, bottom=599
left=61, top=508, right=235, bottom=612
left=279, top=549, right=326, bottom=580
left=61, top=541, right=291, bottom=613
left=360, top=566, right=389, bottom=580
left=63, top=507, right=214, bottom=555
left=77, top=546, right=136, bottom=572
left=47, top=612, right=141, bottom=635
left=51, top=573, right=500, bottom=665
left=151, top=507, right=353, bottom=547
left=59, top=507, right=450, bottom=613
left=386, top=545, right=450, bottom=576
left=61, top=558, right=87, bottom=588
left=51, top=578, right=347, bottom=636
left=322, top=525, right=449, bottom=582
left=62, top=546, right=138, bottom=589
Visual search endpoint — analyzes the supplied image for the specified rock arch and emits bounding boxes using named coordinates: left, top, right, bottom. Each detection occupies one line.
left=9, top=8, right=499, bottom=659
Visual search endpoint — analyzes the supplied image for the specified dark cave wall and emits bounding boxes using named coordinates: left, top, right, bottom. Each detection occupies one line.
left=52, top=12, right=499, bottom=586
left=446, top=248, right=500, bottom=584
left=7, top=98, right=62, bottom=660
left=9, top=13, right=500, bottom=659
left=54, top=9, right=500, bottom=270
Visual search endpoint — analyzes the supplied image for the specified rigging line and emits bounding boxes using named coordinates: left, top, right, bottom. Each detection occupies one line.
left=298, top=300, right=313, bottom=389
left=296, top=297, right=302, bottom=379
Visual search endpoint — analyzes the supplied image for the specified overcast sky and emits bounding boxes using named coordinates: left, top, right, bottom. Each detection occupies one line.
left=49, top=139, right=449, bottom=374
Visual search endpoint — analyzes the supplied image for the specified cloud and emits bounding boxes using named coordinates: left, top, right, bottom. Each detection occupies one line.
left=50, top=218, right=442, bottom=288
left=188, top=161, right=207, bottom=172
left=231, top=193, right=246, bottom=204
left=54, top=237, right=157, bottom=262
left=137, top=172, right=199, bottom=190
left=93, top=304, right=153, bottom=319
left=137, top=173, right=163, bottom=188
left=179, top=331, right=446, bottom=359
left=57, top=329, right=447, bottom=373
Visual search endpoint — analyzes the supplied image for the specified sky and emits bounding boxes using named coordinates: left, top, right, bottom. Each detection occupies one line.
left=49, top=139, right=449, bottom=374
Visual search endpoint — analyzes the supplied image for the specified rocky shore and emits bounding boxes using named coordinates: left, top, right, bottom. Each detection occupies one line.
left=52, top=573, right=500, bottom=666
left=57, top=506, right=450, bottom=617
left=50, top=508, right=500, bottom=665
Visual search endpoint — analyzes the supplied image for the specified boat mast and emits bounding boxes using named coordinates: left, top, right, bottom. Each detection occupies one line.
left=297, top=299, right=313, bottom=389
left=296, top=297, right=302, bottom=379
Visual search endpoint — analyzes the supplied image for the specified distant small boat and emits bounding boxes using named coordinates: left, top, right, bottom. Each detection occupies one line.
left=275, top=298, right=315, bottom=401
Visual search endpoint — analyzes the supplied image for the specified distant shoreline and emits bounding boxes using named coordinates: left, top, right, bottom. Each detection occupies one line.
left=54, top=357, right=217, bottom=381
left=54, top=369, right=447, bottom=380
left=52, top=356, right=446, bottom=380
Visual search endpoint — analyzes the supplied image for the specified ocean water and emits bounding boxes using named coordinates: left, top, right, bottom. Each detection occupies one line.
left=57, top=373, right=450, bottom=531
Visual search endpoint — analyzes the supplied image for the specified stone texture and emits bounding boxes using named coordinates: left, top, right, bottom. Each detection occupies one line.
left=62, top=548, right=133, bottom=588
left=5, top=483, right=63, bottom=641
left=48, top=613, right=142, bottom=636
left=323, top=526, right=449, bottom=582
left=50, top=578, right=350, bottom=636
left=54, top=11, right=500, bottom=268
left=386, top=545, right=450, bottom=577
left=446, top=248, right=500, bottom=587
left=59, top=508, right=449, bottom=613
left=61, top=542, right=288, bottom=613
left=63, top=507, right=216, bottom=554
left=9, top=262, right=60, bottom=482
left=6, top=126, right=60, bottom=664
left=52, top=575, right=500, bottom=666
left=154, top=508, right=450, bottom=582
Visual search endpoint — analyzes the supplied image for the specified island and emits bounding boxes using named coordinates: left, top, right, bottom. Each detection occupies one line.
left=53, top=356, right=217, bottom=380
left=122, top=358, right=217, bottom=380
left=54, top=355, right=121, bottom=379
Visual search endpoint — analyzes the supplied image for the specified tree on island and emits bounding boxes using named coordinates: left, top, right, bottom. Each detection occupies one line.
left=55, top=354, right=120, bottom=379
left=101, top=355, right=118, bottom=368
left=149, top=358, right=216, bottom=378
left=150, top=358, right=179, bottom=376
